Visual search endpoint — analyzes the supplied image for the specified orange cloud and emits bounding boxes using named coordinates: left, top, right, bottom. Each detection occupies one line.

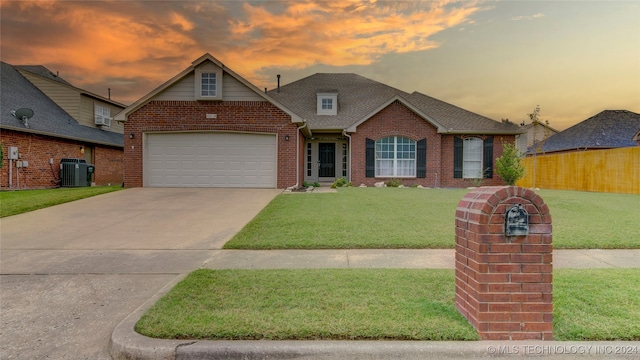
left=170, top=12, right=195, bottom=31
left=0, top=0, right=486, bottom=103
left=1, top=0, right=203, bottom=101
left=225, top=0, right=484, bottom=84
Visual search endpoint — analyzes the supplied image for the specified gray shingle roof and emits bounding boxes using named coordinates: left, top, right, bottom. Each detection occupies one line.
left=269, top=73, right=408, bottom=130
left=15, top=65, right=73, bottom=86
left=535, top=110, right=640, bottom=153
left=1, top=61, right=123, bottom=147
left=406, top=92, right=521, bottom=134
left=268, top=73, right=521, bottom=134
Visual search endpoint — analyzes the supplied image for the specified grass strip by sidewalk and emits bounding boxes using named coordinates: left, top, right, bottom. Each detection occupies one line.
left=224, top=188, right=640, bottom=249
left=136, top=268, right=640, bottom=341
left=0, top=186, right=122, bottom=217
left=554, top=269, right=640, bottom=340
left=136, top=269, right=480, bottom=341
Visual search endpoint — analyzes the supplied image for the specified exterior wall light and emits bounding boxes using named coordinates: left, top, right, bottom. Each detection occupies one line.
left=129, top=133, right=135, bottom=139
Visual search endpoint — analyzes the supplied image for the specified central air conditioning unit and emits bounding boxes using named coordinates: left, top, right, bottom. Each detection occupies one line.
left=60, top=158, right=90, bottom=187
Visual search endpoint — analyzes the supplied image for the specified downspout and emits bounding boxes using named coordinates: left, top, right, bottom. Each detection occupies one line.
left=342, top=129, right=352, bottom=183
left=292, top=121, right=307, bottom=189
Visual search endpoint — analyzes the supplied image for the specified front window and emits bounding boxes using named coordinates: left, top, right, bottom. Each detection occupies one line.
left=201, top=73, right=217, bottom=97
left=463, top=137, right=483, bottom=178
left=321, top=98, right=333, bottom=110
left=375, top=136, right=415, bottom=177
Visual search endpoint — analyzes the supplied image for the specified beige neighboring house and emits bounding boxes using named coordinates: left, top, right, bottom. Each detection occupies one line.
left=15, top=65, right=125, bottom=136
left=516, top=120, right=558, bottom=154
left=1, top=62, right=125, bottom=189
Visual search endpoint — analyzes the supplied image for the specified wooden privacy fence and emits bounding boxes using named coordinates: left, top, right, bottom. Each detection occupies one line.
left=516, top=147, right=640, bottom=194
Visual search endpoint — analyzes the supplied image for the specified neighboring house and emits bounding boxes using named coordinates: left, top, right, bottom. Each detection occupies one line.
left=632, top=129, right=640, bottom=146
left=516, top=120, right=558, bottom=154
left=527, top=110, right=640, bottom=155
left=115, top=53, right=522, bottom=189
left=1, top=61, right=125, bottom=189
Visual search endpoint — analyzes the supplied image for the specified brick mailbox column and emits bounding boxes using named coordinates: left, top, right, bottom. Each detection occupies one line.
left=455, top=186, right=553, bottom=340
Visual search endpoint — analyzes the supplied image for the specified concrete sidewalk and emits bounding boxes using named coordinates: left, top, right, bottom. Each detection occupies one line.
left=110, top=249, right=640, bottom=360
left=202, top=249, right=640, bottom=270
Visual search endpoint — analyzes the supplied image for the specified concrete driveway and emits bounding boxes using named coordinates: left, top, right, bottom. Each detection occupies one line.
left=0, top=188, right=280, bottom=359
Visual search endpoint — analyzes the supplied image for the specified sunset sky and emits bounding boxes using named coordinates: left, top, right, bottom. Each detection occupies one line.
left=1, top=0, right=638, bottom=130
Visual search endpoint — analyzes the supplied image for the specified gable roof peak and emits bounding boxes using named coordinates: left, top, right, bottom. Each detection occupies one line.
left=114, top=53, right=302, bottom=123
left=192, top=53, right=225, bottom=68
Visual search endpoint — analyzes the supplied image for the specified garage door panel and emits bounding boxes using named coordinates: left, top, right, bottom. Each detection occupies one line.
left=145, top=132, right=276, bottom=188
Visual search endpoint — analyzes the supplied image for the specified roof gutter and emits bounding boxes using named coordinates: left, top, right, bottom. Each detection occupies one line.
left=440, top=129, right=525, bottom=135
left=289, top=120, right=308, bottom=190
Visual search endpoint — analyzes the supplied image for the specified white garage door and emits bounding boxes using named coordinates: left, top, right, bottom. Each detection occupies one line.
left=145, top=132, right=277, bottom=188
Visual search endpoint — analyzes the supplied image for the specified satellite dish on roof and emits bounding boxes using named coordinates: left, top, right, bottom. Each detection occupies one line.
left=11, top=108, right=34, bottom=128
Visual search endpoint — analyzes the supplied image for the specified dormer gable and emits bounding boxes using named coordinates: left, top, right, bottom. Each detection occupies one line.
left=195, top=61, right=223, bottom=101
left=316, top=90, right=338, bottom=115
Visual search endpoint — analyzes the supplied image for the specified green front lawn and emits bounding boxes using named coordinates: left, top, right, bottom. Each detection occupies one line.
left=136, top=268, right=640, bottom=341
left=226, top=188, right=467, bottom=249
left=0, top=186, right=122, bottom=217
left=224, top=188, right=640, bottom=249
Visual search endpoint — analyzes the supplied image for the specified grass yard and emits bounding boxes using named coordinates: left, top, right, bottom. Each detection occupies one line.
left=226, top=188, right=467, bottom=249
left=136, top=268, right=640, bottom=341
left=224, top=188, right=640, bottom=249
left=136, top=269, right=480, bottom=341
left=554, top=269, right=640, bottom=340
left=0, top=186, right=122, bottom=217
left=537, top=190, right=639, bottom=248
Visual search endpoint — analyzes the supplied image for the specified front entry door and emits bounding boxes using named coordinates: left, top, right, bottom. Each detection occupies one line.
left=318, top=143, right=335, bottom=178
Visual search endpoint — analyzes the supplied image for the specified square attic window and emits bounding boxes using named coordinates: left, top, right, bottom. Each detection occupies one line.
left=201, top=73, right=217, bottom=97
left=195, top=65, right=223, bottom=100
left=317, top=91, right=338, bottom=115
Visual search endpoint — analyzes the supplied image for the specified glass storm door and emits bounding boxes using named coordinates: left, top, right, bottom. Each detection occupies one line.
left=318, top=143, right=335, bottom=177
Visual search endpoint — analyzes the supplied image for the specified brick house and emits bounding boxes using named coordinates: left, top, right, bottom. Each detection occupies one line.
left=270, top=73, right=522, bottom=188
left=116, top=53, right=522, bottom=189
left=1, top=62, right=125, bottom=189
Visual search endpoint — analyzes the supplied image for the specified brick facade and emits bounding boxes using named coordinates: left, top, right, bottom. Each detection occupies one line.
left=123, top=100, right=298, bottom=188
left=349, top=101, right=516, bottom=187
left=1, top=129, right=123, bottom=189
left=455, top=186, right=553, bottom=340
left=94, top=146, right=124, bottom=186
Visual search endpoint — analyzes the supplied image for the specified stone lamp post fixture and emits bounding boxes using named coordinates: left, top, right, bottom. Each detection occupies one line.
left=455, top=186, right=553, bottom=340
